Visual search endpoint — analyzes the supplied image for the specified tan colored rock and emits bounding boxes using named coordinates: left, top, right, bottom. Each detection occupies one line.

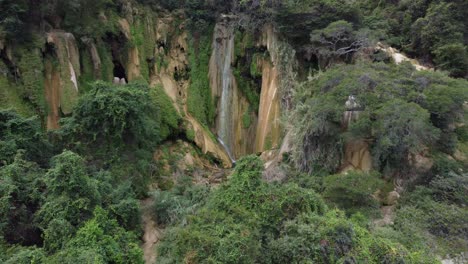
left=44, top=59, right=61, bottom=130
left=386, top=191, right=400, bottom=206
left=373, top=205, right=396, bottom=227
left=187, top=116, right=232, bottom=168
left=255, top=59, right=281, bottom=152
left=126, top=46, right=141, bottom=81
left=410, top=152, right=434, bottom=172
left=255, top=25, right=282, bottom=153
left=87, top=41, right=102, bottom=78
left=45, top=31, right=81, bottom=127
left=340, top=140, right=372, bottom=172
left=208, top=21, right=257, bottom=159
left=184, top=153, right=195, bottom=166
left=453, top=149, right=467, bottom=162
left=118, top=19, right=132, bottom=40
left=376, top=42, right=432, bottom=71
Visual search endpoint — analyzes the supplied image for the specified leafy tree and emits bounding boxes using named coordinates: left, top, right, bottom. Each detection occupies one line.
left=289, top=62, right=465, bottom=175
left=0, top=110, right=52, bottom=167
left=59, top=81, right=161, bottom=153
left=49, top=207, right=144, bottom=264
left=310, top=20, right=370, bottom=69
left=372, top=99, right=439, bottom=172
left=0, top=154, right=44, bottom=245
left=290, top=94, right=344, bottom=174
left=36, top=151, right=100, bottom=235
left=158, top=156, right=437, bottom=263
left=323, top=171, right=384, bottom=217
left=0, top=0, right=28, bottom=40
left=433, top=43, right=468, bottom=78
left=3, top=246, right=47, bottom=264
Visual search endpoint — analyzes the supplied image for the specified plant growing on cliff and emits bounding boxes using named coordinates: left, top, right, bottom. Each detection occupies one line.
left=290, top=62, right=465, bottom=175
left=59, top=81, right=160, bottom=153
left=187, top=30, right=215, bottom=126
left=310, top=20, right=370, bottom=69
left=372, top=99, right=440, bottom=172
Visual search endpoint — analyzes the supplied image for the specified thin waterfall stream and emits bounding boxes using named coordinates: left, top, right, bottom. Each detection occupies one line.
left=215, top=23, right=236, bottom=163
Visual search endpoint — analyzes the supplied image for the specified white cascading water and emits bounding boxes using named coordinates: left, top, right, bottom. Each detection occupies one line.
left=217, top=31, right=236, bottom=163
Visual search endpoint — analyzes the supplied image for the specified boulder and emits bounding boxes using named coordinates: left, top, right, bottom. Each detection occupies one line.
left=386, top=191, right=400, bottom=206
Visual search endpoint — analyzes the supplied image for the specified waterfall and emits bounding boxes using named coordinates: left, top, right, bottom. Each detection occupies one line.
left=210, top=21, right=236, bottom=162
left=218, top=34, right=235, bottom=161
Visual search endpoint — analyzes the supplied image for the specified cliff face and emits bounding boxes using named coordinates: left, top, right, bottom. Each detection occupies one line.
left=44, top=31, right=81, bottom=129
left=255, top=25, right=282, bottom=153
left=208, top=21, right=258, bottom=160
left=0, top=3, right=291, bottom=167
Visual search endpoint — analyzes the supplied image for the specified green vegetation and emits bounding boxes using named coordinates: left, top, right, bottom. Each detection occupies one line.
left=156, top=156, right=437, bottom=263
left=323, top=171, right=385, bottom=217
left=0, top=80, right=181, bottom=262
left=291, top=62, right=467, bottom=175
left=375, top=159, right=468, bottom=257
left=150, top=84, right=182, bottom=140
left=0, top=1, right=467, bottom=262
left=187, top=29, right=215, bottom=126
left=242, top=110, right=252, bottom=128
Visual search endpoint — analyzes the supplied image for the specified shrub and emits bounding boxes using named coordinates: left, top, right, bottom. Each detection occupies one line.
left=59, top=81, right=161, bottom=154
left=323, top=171, right=384, bottom=217
left=0, top=110, right=52, bottom=166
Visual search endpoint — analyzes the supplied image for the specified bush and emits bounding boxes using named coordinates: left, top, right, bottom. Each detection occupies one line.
left=0, top=155, right=44, bottom=245
left=152, top=183, right=210, bottom=225
left=59, top=81, right=161, bottom=154
left=0, top=110, right=52, bottom=166
left=372, top=99, right=439, bottom=170
left=49, top=207, right=143, bottom=264
left=289, top=62, right=466, bottom=175
left=150, top=84, right=182, bottom=141
left=323, top=171, right=384, bottom=217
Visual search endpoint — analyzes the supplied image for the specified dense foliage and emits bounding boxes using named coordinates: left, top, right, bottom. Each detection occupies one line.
left=290, top=62, right=467, bottom=175
left=0, top=0, right=467, bottom=263
left=0, top=80, right=182, bottom=262
left=156, top=156, right=437, bottom=263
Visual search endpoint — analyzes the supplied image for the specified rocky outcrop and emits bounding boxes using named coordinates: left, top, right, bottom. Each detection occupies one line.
left=118, top=19, right=142, bottom=81
left=44, top=59, right=61, bottom=130
left=148, top=15, right=232, bottom=167
left=255, top=25, right=282, bottom=153
left=186, top=116, right=232, bottom=168
left=45, top=31, right=81, bottom=128
left=340, top=140, right=372, bottom=173
left=208, top=20, right=257, bottom=159
left=376, top=43, right=432, bottom=71
left=82, top=38, right=102, bottom=79
left=339, top=95, right=372, bottom=172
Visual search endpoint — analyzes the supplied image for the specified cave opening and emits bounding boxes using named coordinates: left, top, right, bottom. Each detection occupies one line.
left=113, top=61, right=127, bottom=80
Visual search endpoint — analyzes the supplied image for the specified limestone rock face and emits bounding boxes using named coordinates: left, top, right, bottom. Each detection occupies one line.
left=410, top=152, right=434, bottom=173
left=147, top=14, right=232, bottom=168
left=82, top=38, right=102, bottom=79
left=45, top=31, right=81, bottom=129
left=255, top=25, right=282, bottom=153
left=187, top=116, right=232, bottom=168
left=386, top=191, right=400, bottom=206
left=44, top=59, right=61, bottom=130
left=208, top=20, right=257, bottom=159
left=118, top=19, right=141, bottom=81
left=376, top=42, right=432, bottom=71
left=340, top=140, right=372, bottom=173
